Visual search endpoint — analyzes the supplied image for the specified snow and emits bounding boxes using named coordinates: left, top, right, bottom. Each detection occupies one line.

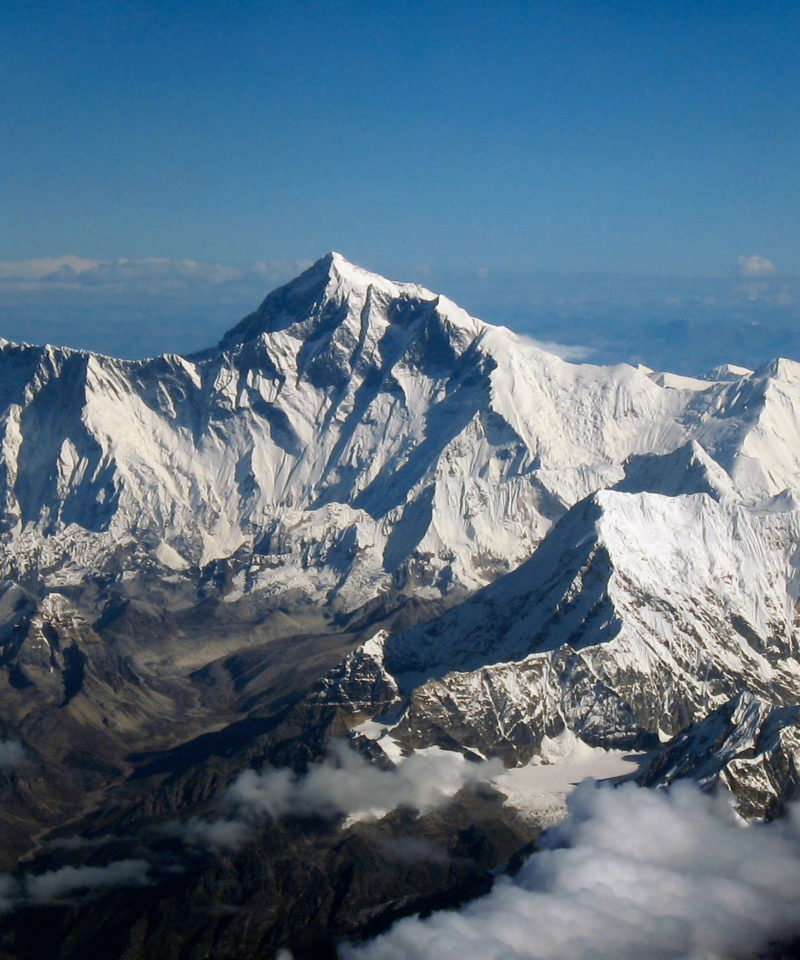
left=317, top=475, right=800, bottom=798
left=154, top=540, right=189, bottom=571
left=706, top=362, right=753, bottom=381
left=352, top=720, right=643, bottom=826
left=1, top=252, right=799, bottom=823
left=493, top=732, right=644, bottom=825
left=3, top=252, right=800, bottom=609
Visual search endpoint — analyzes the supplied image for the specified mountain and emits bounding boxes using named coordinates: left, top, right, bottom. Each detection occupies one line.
left=307, top=487, right=800, bottom=796
left=1, top=254, right=800, bottom=958
left=4, top=251, right=800, bottom=608
left=639, top=690, right=800, bottom=819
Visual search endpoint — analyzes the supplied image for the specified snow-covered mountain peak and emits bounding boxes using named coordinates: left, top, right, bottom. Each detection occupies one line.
left=313, top=483, right=800, bottom=776
left=755, top=356, right=800, bottom=385
left=705, top=362, right=753, bottom=382
left=216, top=252, right=471, bottom=352
left=615, top=440, right=736, bottom=501
left=4, top=253, right=800, bottom=608
left=325, top=251, right=434, bottom=300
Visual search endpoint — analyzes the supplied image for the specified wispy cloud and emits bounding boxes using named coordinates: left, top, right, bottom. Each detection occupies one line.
left=163, top=743, right=502, bottom=851
left=225, top=742, right=502, bottom=823
left=523, top=337, right=595, bottom=362
left=0, top=859, right=150, bottom=912
left=343, top=780, right=800, bottom=960
left=0, top=740, right=24, bottom=768
left=24, top=859, right=150, bottom=901
left=0, top=255, right=314, bottom=357
left=738, top=254, right=777, bottom=276
left=0, top=255, right=312, bottom=294
left=160, top=816, right=250, bottom=851
left=0, top=256, right=99, bottom=281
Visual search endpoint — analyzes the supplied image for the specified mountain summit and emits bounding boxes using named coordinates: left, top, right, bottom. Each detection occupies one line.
left=0, top=253, right=799, bottom=601
left=217, top=251, right=480, bottom=349
left=1, top=255, right=800, bottom=958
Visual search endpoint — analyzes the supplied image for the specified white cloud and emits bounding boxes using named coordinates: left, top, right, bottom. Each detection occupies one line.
left=0, top=256, right=99, bottom=281
left=160, top=815, right=250, bottom=850
left=24, top=859, right=150, bottom=902
left=166, top=742, right=503, bottom=851
left=0, top=740, right=24, bottom=768
left=0, top=255, right=311, bottom=295
left=225, top=742, right=503, bottom=823
left=342, top=780, right=800, bottom=960
left=0, top=255, right=317, bottom=356
left=738, top=254, right=777, bottom=276
left=0, top=859, right=150, bottom=912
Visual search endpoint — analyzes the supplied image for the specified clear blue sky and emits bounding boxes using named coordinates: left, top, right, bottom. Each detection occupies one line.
left=3, top=0, right=798, bottom=277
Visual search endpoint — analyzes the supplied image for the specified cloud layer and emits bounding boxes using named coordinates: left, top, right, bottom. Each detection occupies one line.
left=225, top=742, right=503, bottom=823
left=0, top=255, right=311, bottom=291
left=164, top=743, right=503, bottom=850
left=0, top=255, right=313, bottom=359
left=342, top=780, right=800, bottom=960
left=738, top=254, right=777, bottom=276
left=0, top=859, right=150, bottom=912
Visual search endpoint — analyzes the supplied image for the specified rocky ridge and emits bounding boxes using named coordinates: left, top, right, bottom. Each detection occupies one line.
left=0, top=255, right=799, bottom=957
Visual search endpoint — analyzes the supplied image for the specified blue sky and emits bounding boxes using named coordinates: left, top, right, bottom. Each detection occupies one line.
left=1, top=0, right=798, bottom=365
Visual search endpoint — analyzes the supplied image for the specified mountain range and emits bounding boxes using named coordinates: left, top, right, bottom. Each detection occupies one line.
left=0, top=253, right=799, bottom=958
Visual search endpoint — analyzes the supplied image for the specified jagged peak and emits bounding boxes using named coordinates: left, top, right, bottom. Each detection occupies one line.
left=614, top=440, right=736, bottom=501
left=217, top=252, right=485, bottom=350
left=754, top=356, right=800, bottom=384
left=704, top=362, right=753, bottom=382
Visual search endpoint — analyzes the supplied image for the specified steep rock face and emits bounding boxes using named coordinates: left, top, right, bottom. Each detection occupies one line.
left=2, top=256, right=800, bottom=956
left=640, top=691, right=800, bottom=819
left=2, top=254, right=800, bottom=611
left=313, top=490, right=800, bottom=768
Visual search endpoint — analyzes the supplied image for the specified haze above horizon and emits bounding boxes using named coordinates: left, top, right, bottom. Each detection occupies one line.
left=2, top=0, right=797, bottom=370
left=4, top=0, right=798, bottom=273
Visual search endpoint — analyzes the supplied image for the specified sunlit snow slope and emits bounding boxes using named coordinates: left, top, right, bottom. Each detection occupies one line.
left=2, top=252, right=800, bottom=613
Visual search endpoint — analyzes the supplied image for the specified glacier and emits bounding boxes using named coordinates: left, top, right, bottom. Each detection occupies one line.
left=1, top=252, right=800, bottom=958
left=2, top=251, right=800, bottom=613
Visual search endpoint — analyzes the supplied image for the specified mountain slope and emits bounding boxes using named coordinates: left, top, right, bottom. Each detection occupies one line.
left=639, top=690, right=800, bottom=818
left=2, top=253, right=800, bottom=613
left=312, top=488, right=800, bottom=781
left=1, top=255, right=800, bottom=957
